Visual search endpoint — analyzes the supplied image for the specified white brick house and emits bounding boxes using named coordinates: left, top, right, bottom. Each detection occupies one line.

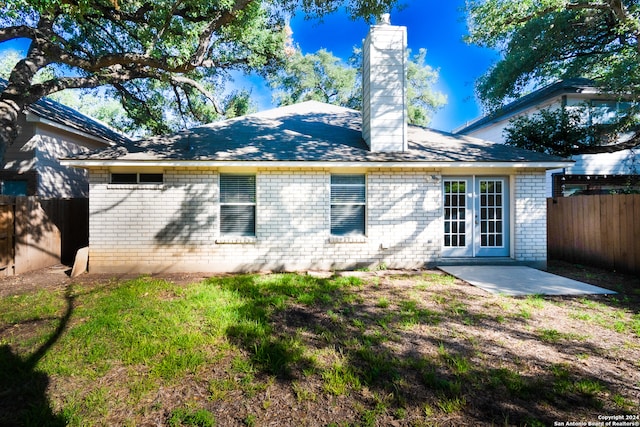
left=62, top=18, right=571, bottom=273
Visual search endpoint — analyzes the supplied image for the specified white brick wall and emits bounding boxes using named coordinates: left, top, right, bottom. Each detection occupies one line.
left=368, top=170, right=441, bottom=265
left=88, top=168, right=548, bottom=273
left=89, top=169, right=219, bottom=271
left=89, top=168, right=441, bottom=272
left=513, top=171, right=548, bottom=268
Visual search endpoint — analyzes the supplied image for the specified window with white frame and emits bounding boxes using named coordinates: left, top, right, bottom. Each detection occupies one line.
left=220, top=174, right=256, bottom=237
left=331, top=174, right=366, bottom=236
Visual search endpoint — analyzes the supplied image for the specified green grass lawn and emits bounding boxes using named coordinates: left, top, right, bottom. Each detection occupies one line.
left=0, top=271, right=638, bottom=426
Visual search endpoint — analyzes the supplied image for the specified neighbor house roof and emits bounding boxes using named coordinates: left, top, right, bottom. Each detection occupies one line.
left=63, top=101, right=571, bottom=169
left=454, top=78, right=598, bottom=135
left=1, top=78, right=130, bottom=145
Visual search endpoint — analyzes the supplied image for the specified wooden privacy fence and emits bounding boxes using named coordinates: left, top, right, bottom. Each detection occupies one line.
left=547, top=194, right=640, bottom=274
left=0, top=196, right=88, bottom=275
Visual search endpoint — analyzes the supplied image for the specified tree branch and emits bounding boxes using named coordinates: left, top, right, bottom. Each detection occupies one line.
left=169, top=75, right=222, bottom=114
left=190, top=0, right=253, bottom=67
left=25, top=76, right=109, bottom=103
left=575, top=133, right=640, bottom=154
left=112, top=82, right=163, bottom=131
left=147, top=0, right=184, bottom=56
left=171, top=83, right=189, bottom=127
left=61, top=0, right=154, bottom=23
left=0, top=25, right=38, bottom=43
left=84, top=16, right=130, bottom=53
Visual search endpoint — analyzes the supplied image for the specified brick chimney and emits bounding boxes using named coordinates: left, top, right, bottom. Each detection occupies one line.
left=361, top=14, right=407, bottom=152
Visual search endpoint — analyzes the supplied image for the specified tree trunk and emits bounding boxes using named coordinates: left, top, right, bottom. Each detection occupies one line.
left=0, top=96, right=23, bottom=162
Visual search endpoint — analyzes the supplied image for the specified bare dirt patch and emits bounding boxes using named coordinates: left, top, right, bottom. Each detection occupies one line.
left=547, top=260, right=640, bottom=295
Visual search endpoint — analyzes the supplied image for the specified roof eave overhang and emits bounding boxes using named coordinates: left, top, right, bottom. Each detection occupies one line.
left=60, top=159, right=574, bottom=170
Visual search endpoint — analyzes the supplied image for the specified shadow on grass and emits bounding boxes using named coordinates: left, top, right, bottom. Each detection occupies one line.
left=0, top=287, right=75, bottom=427
left=211, top=272, right=633, bottom=426
left=218, top=274, right=337, bottom=378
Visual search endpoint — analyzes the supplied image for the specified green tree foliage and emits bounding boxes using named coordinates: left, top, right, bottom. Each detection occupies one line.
left=268, top=48, right=360, bottom=108
left=466, top=0, right=640, bottom=152
left=0, top=50, right=22, bottom=78
left=503, top=108, right=589, bottom=157
left=504, top=103, right=639, bottom=156
left=0, top=0, right=401, bottom=152
left=268, top=47, right=446, bottom=127
left=406, top=48, right=447, bottom=127
left=223, top=89, right=256, bottom=119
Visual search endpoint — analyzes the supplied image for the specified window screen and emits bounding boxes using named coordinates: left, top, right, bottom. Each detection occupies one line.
left=331, top=174, right=365, bottom=236
left=220, top=174, right=256, bottom=236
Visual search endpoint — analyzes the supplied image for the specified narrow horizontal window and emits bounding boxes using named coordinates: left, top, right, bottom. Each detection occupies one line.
left=111, top=173, right=137, bottom=184
left=139, top=173, right=164, bottom=183
left=331, top=174, right=365, bottom=236
left=111, top=173, right=163, bottom=184
left=220, top=174, right=256, bottom=237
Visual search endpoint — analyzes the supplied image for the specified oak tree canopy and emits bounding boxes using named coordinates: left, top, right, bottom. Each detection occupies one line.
left=0, top=0, right=400, bottom=154
left=466, top=0, right=640, bottom=153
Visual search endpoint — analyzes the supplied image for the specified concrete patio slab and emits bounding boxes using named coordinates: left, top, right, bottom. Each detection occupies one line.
left=438, top=265, right=616, bottom=296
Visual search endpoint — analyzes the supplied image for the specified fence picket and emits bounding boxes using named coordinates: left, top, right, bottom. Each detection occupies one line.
left=548, top=194, right=639, bottom=274
left=0, top=197, right=88, bottom=275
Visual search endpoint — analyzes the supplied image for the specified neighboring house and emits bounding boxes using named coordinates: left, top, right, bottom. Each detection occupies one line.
left=454, top=78, right=639, bottom=197
left=0, top=79, right=130, bottom=198
left=62, top=18, right=570, bottom=274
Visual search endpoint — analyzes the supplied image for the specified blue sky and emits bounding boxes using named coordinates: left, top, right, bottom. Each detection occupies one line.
left=271, top=1, right=499, bottom=131
left=0, top=1, right=497, bottom=132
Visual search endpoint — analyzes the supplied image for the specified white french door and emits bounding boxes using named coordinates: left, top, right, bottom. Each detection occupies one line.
left=442, top=177, right=509, bottom=258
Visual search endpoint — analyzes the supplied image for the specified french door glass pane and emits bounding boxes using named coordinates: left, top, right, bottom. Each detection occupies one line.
left=479, top=179, right=504, bottom=248
left=443, top=180, right=466, bottom=248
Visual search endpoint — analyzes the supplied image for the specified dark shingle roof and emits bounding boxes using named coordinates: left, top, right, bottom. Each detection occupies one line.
left=454, top=78, right=597, bottom=135
left=70, top=101, right=568, bottom=164
left=1, top=78, right=130, bottom=145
